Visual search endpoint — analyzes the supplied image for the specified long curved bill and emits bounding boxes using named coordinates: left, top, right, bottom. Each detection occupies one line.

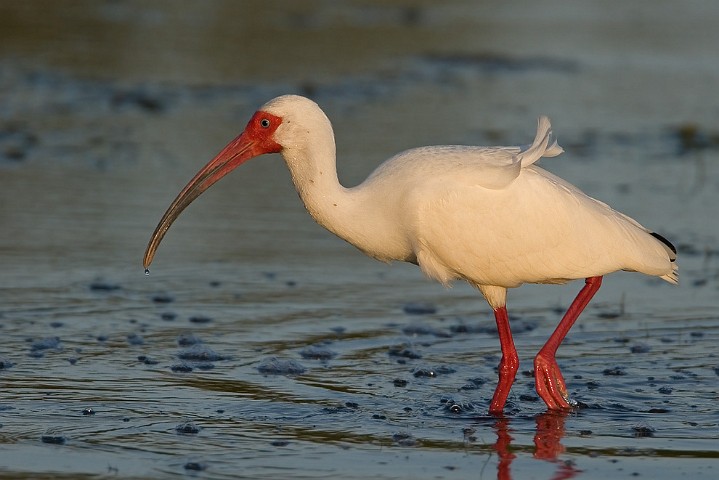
left=143, top=132, right=256, bottom=271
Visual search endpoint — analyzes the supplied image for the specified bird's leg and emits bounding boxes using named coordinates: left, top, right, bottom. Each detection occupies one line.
left=534, top=276, right=603, bottom=409
left=489, top=306, right=519, bottom=414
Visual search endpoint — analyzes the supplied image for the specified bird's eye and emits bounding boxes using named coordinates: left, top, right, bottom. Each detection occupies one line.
left=260, top=118, right=271, bottom=128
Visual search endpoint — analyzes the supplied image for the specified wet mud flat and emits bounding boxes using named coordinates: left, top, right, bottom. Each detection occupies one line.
left=2, top=1, right=719, bottom=479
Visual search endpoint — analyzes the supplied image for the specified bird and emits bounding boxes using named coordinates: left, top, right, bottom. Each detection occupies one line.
left=143, top=95, right=678, bottom=413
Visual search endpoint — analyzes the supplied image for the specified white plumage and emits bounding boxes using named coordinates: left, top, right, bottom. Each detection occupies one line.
left=144, top=94, right=678, bottom=413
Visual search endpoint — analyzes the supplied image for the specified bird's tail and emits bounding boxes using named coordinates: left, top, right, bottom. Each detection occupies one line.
left=661, top=262, right=679, bottom=285
left=519, top=116, right=564, bottom=167
left=651, top=232, right=679, bottom=285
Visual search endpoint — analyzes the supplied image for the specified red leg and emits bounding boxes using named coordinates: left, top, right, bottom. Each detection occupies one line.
left=489, top=306, right=519, bottom=414
left=535, top=276, right=603, bottom=409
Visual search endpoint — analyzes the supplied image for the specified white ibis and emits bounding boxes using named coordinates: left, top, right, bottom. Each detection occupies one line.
left=144, top=95, right=678, bottom=413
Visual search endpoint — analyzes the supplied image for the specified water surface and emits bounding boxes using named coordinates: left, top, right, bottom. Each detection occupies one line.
left=1, top=1, right=718, bottom=479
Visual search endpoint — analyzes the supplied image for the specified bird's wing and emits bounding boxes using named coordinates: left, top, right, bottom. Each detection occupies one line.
left=369, top=146, right=521, bottom=190
left=369, top=117, right=563, bottom=190
left=404, top=164, right=676, bottom=289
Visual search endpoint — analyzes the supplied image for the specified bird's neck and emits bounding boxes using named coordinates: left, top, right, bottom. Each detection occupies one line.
left=281, top=137, right=357, bottom=241
left=278, top=118, right=408, bottom=263
left=281, top=135, right=408, bottom=264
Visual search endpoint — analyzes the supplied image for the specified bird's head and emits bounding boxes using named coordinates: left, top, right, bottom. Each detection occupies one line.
left=142, top=95, right=329, bottom=271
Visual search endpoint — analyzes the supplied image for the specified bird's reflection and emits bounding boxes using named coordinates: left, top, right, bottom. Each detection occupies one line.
left=489, top=411, right=580, bottom=480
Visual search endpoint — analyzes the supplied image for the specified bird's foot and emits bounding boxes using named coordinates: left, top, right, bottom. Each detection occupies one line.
left=534, top=352, right=574, bottom=410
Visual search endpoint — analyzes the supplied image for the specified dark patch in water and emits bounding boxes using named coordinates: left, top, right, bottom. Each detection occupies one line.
left=151, top=293, right=174, bottom=304
left=392, top=432, right=417, bottom=447
left=171, top=364, right=193, bottom=373
left=177, top=344, right=226, bottom=362
left=82, top=407, right=95, bottom=416
left=672, top=123, right=719, bottom=155
left=161, top=312, right=177, bottom=321
left=0, top=124, right=37, bottom=162
left=388, top=344, right=422, bottom=359
left=321, top=404, right=358, bottom=414
left=126, top=333, right=144, bottom=346
left=183, top=462, right=206, bottom=472
left=176, top=421, right=201, bottom=434
left=41, top=433, right=66, bottom=445
left=632, top=424, right=656, bottom=438
left=675, top=243, right=701, bottom=256
left=0, top=358, right=14, bottom=369
left=393, top=378, right=408, bottom=387
left=421, top=53, right=579, bottom=74
left=450, top=318, right=537, bottom=335
left=647, top=408, right=671, bottom=414
left=630, top=343, right=651, bottom=354
left=177, top=333, right=202, bottom=347
left=30, top=337, right=62, bottom=351
left=658, top=386, right=673, bottom=395
left=459, top=377, right=487, bottom=391
left=111, top=88, right=166, bottom=113
left=256, top=357, right=306, bottom=375
left=440, top=397, right=476, bottom=414
left=402, top=323, right=450, bottom=337
left=413, top=366, right=456, bottom=378
left=402, top=302, right=437, bottom=315
left=89, top=280, right=121, bottom=292
left=270, top=440, right=290, bottom=447
left=299, top=346, right=337, bottom=360
left=189, top=315, right=212, bottom=324
left=138, top=355, right=158, bottom=365
left=603, top=366, right=626, bottom=376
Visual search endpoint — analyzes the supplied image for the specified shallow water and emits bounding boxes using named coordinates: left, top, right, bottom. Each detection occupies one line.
left=1, top=1, right=718, bottom=479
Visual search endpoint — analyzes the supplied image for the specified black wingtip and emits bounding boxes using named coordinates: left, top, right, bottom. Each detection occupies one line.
left=650, top=232, right=677, bottom=255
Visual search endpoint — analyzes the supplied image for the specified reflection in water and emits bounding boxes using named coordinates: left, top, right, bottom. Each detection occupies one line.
left=492, top=416, right=516, bottom=480
left=491, top=412, right=580, bottom=480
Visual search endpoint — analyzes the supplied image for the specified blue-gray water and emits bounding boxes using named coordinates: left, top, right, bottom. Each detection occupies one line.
left=1, top=1, right=718, bottom=478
